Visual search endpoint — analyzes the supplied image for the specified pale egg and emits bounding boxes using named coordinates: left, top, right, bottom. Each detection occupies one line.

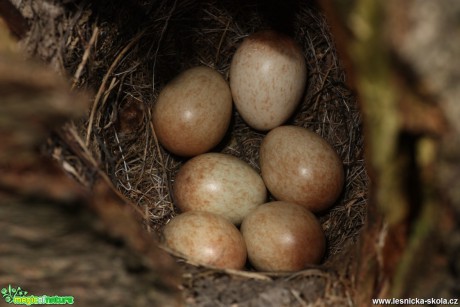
left=229, top=30, right=307, bottom=131
left=174, top=153, right=267, bottom=225
left=260, top=125, right=344, bottom=212
left=152, top=66, right=232, bottom=157
left=162, top=211, right=247, bottom=270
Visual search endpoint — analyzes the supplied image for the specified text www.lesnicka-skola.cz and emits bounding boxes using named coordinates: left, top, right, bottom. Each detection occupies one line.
left=372, top=298, right=458, bottom=305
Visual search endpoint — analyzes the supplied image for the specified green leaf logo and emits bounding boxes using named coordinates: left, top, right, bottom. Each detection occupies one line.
left=2, top=285, right=28, bottom=304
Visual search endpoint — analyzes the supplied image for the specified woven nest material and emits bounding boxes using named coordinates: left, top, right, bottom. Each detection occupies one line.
left=17, top=0, right=368, bottom=305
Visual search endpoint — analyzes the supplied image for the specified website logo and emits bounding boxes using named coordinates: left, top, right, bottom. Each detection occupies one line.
left=1, top=285, right=74, bottom=305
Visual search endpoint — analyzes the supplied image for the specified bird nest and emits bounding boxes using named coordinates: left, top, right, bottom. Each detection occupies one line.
left=17, top=0, right=368, bottom=305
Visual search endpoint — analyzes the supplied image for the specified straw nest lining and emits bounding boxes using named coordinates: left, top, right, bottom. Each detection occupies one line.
left=17, top=0, right=368, bottom=304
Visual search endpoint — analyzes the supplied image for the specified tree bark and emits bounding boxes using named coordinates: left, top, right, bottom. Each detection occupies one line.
left=0, top=22, right=182, bottom=307
left=320, top=0, right=460, bottom=304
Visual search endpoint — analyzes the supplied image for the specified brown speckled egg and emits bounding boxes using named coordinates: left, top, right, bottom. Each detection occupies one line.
left=174, top=153, right=267, bottom=225
left=152, top=66, right=232, bottom=157
left=260, top=125, right=344, bottom=212
left=229, top=30, right=307, bottom=131
left=241, top=201, right=325, bottom=272
left=163, top=211, right=247, bottom=270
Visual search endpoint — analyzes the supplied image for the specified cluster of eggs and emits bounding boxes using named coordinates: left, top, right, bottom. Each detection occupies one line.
left=153, top=30, right=344, bottom=272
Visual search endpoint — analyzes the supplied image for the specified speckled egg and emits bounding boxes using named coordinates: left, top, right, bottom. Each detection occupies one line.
left=152, top=66, right=232, bottom=157
left=241, top=201, right=325, bottom=272
left=163, top=211, right=247, bottom=270
left=229, top=30, right=307, bottom=131
left=260, top=125, right=344, bottom=212
left=174, top=153, right=267, bottom=224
